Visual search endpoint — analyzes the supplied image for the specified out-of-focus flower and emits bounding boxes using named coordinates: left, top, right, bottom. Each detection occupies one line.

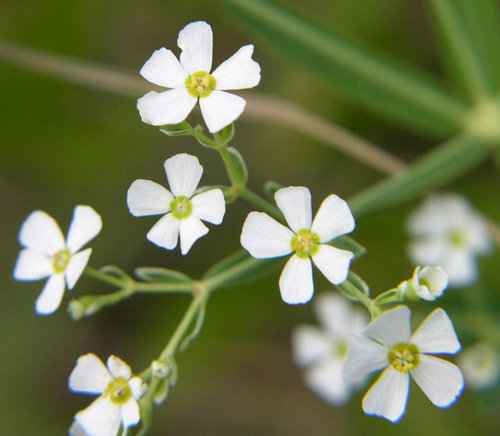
left=127, top=153, right=225, bottom=255
left=241, top=186, right=355, bottom=304
left=343, top=306, right=464, bottom=423
left=69, top=354, right=146, bottom=436
left=137, top=21, right=261, bottom=133
left=13, top=206, right=102, bottom=315
left=459, top=343, right=500, bottom=390
left=407, top=193, right=492, bottom=287
left=292, top=293, right=367, bottom=405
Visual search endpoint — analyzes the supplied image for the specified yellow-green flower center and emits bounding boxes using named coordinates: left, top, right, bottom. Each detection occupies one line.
left=169, top=195, right=193, bottom=219
left=52, top=248, right=70, bottom=274
left=185, top=71, right=217, bottom=98
left=291, top=229, right=320, bottom=259
left=388, top=343, right=420, bottom=373
left=447, top=228, right=467, bottom=248
left=106, top=377, right=131, bottom=405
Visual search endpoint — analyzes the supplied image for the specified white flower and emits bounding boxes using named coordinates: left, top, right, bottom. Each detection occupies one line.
left=137, top=21, right=261, bottom=133
left=408, top=265, right=449, bottom=301
left=13, top=205, right=102, bottom=315
left=292, top=293, right=367, bottom=405
left=240, top=186, right=355, bottom=304
left=458, top=343, right=500, bottom=390
left=343, top=306, right=464, bottom=423
left=69, top=353, right=145, bottom=436
left=127, top=153, right=225, bottom=255
left=408, top=193, right=493, bottom=287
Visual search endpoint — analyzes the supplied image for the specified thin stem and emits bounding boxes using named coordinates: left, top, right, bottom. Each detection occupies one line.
left=336, top=281, right=380, bottom=318
left=84, top=266, right=125, bottom=287
left=240, top=187, right=283, bottom=221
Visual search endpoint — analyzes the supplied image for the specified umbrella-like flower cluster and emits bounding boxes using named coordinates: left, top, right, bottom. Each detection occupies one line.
left=137, top=20, right=261, bottom=133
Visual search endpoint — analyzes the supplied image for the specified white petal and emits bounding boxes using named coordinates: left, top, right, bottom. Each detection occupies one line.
left=69, top=421, right=89, bottom=436
left=408, top=238, right=447, bottom=266
left=179, top=216, right=208, bottom=255
left=146, top=214, right=180, bottom=250
left=212, top=44, right=261, bottom=90
left=274, top=186, right=312, bottom=233
left=363, top=305, right=411, bottom=348
left=128, top=377, right=145, bottom=399
left=178, top=21, right=213, bottom=74
left=137, top=89, right=197, bottom=126
left=279, top=255, right=314, bottom=304
left=199, top=90, right=246, bottom=133
left=140, top=47, right=188, bottom=88
left=35, top=273, right=66, bottom=315
left=240, top=212, right=294, bottom=258
left=121, top=398, right=140, bottom=429
left=342, top=334, right=388, bottom=383
left=76, top=397, right=121, bottom=436
left=18, top=210, right=65, bottom=256
left=107, top=355, right=132, bottom=380
left=13, top=249, right=52, bottom=281
left=69, top=353, right=112, bottom=394
left=127, top=179, right=173, bottom=217
left=411, top=355, right=464, bottom=407
left=164, top=153, right=203, bottom=198
left=291, top=325, right=331, bottom=367
left=305, top=359, right=352, bottom=406
left=312, top=244, right=353, bottom=285
left=66, top=248, right=92, bottom=289
left=191, top=189, right=225, bottom=224
left=66, top=206, right=102, bottom=253
left=362, top=367, right=409, bottom=423
left=311, top=194, right=355, bottom=242
left=410, top=308, right=461, bottom=354
left=314, top=293, right=366, bottom=337
left=442, top=251, right=478, bottom=287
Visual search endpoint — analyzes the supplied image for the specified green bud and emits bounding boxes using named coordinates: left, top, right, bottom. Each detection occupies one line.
left=226, top=147, right=248, bottom=187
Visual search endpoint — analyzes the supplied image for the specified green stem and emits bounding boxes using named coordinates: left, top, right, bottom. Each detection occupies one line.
left=428, top=0, right=494, bottom=100
left=240, top=187, right=283, bottom=221
left=336, top=280, right=380, bottom=318
left=84, top=266, right=124, bottom=287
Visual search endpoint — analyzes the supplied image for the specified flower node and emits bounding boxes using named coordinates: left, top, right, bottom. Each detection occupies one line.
left=52, top=248, right=71, bottom=274
left=185, top=71, right=217, bottom=98
left=388, top=343, right=420, bottom=373
left=106, top=377, right=132, bottom=405
left=170, top=195, right=193, bottom=220
left=291, top=229, right=320, bottom=259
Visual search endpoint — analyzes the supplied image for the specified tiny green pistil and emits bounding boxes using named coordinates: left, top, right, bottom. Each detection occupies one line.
left=388, top=343, right=420, bottom=373
left=291, top=229, right=320, bottom=259
left=106, top=377, right=131, bottom=405
left=52, top=248, right=70, bottom=274
left=170, top=195, right=193, bottom=219
left=185, top=71, right=216, bottom=98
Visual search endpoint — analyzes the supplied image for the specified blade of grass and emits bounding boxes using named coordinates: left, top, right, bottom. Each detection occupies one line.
left=427, top=0, right=495, bottom=100
left=221, top=0, right=468, bottom=136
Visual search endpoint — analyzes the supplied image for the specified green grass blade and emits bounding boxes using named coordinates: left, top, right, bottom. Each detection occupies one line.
left=222, top=0, right=468, bottom=136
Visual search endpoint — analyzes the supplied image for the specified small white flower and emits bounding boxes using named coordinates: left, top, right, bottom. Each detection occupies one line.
left=292, top=293, right=367, bottom=405
left=127, top=153, right=225, bottom=255
left=137, top=21, right=261, bottom=133
left=13, top=205, right=102, bottom=315
left=69, top=353, right=145, bottom=436
left=343, top=306, right=464, bottom=423
left=458, top=343, right=500, bottom=390
left=410, top=265, right=449, bottom=301
left=240, top=186, right=355, bottom=304
left=408, top=193, right=493, bottom=287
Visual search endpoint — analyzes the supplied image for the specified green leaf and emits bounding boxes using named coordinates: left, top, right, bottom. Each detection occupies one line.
left=226, top=146, right=248, bottom=187
left=220, top=123, right=235, bottom=143
left=336, top=272, right=370, bottom=302
left=222, top=0, right=467, bottom=136
left=159, top=120, right=192, bottom=137
left=333, top=235, right=366, bottom=260
left=134, top=267, right=192, bottom=283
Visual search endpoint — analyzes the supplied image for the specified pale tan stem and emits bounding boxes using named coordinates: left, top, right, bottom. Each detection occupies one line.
left=0, top=38, right=406, bottom=174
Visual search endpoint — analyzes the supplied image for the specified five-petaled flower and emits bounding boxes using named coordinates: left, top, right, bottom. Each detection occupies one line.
left=343, top=305, right=464, bottom=423
left=407, top=193, right=492, bottom=287
left=292, top=293, right=367, bottom=405
left=127, top=153, right=226, bottom=255
left=69, top=353, right=146, bottom=436
left=240, top=186, right=355, bottom=304
left=137, top=20, right=261, bottom=133
left=13, top=205, right=102, bottom=315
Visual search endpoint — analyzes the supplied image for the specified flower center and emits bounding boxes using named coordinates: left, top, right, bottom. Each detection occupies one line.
left=169, top=195, right=193, bottom=219
left=106, top=377, right=131, bottom=405
left=52, top=248, right=71, bottom=274
left=447, top=228, right=468, bottom=248
left=333, top=340, right=348, bottom=359
left=185, top=71, right=217, bottom=98
left=388, top=343, right=420, bottom=373
left=291, top=229, right=320, bottom=259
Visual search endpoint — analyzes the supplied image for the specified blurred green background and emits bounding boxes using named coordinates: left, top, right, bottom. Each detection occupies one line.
left=1, top=0, right=500, bottom=434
